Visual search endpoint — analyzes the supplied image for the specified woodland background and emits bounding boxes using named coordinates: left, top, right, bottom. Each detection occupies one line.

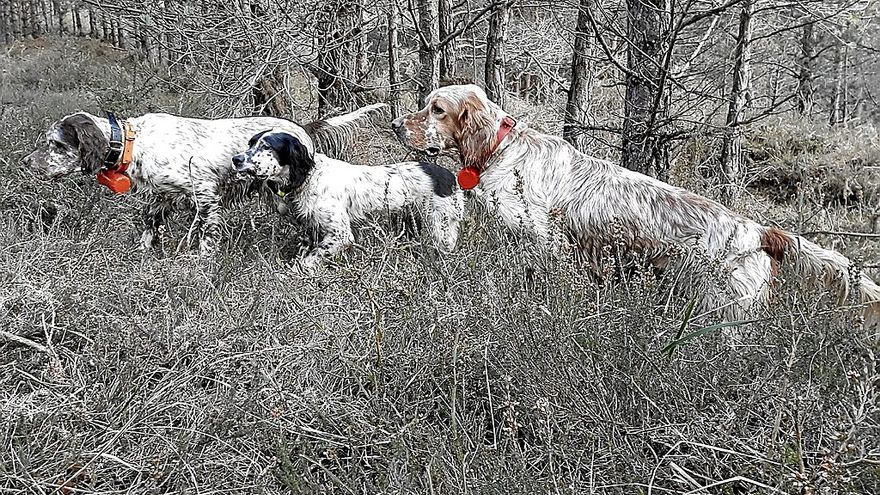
left=1, top=0, right=880, bottom=493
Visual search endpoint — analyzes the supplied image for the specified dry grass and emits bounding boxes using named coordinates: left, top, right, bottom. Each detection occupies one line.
left=1, top=37, right=879, bottom=494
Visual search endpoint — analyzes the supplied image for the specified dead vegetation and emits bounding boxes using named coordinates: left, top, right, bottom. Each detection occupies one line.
left=1, top=38, right=879, bottom=494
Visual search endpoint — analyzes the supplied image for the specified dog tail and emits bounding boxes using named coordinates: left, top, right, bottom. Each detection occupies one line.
left=303, top=103, right=388, bottom=157
left=762, top=227, right=880, bottom=326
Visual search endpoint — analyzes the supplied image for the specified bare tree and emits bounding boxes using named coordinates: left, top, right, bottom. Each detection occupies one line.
left=438, top=0, right=454, bottom=80
left=387, top=0, right=402, bottom=119
left=719, top=0, right=756, bottom=205
left=484, top=0, right=512, bottom=107
left=796, top=21, right=815, bottom=116
left=829, top=41, right=848, bottom=126
left=621, top=0, right=670, bottom=180
left=563, top=0, right=594, bottom=152
left=0, top=1, right=10, bottom=43
left=416, top=0, right=441, bottom=102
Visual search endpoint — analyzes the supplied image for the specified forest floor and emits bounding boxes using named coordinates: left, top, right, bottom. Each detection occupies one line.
left=1, top=37, right=879, bottom=494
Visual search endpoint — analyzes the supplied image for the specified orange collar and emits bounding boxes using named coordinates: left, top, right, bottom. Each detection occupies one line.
left=97, top=121, right=136, bottom=194
left=113, top=121, right=137, bottom=173
left=457, top=115, right=517, bottom=190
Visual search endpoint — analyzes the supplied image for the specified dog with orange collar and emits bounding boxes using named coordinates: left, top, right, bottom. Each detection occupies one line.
left=23, top=105, right=386, bottom=253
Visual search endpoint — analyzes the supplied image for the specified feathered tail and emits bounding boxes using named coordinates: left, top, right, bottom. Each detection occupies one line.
left=303, top=103, right=388, bottom=157
left=763, top=227, right=880, bottom=327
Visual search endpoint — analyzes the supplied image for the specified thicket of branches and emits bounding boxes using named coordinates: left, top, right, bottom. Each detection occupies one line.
left=2, top=0, right=879, bottom=196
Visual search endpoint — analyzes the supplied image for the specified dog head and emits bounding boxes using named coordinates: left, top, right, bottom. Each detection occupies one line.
left=391, top=84, right=501, bottom=167
left=233, top=130, right=314, bottom=191
left=23, top=112, right=109, bottom=178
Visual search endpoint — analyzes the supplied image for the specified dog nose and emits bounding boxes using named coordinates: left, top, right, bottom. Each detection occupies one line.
left=391, top=117, right=403, bottom=130
left=232, top=154, right=245, bottom=170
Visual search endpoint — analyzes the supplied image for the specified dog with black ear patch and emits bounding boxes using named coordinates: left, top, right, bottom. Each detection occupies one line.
left=23, top=104, right=387, bottom=254
left=233, top=129, right=463, bottom=268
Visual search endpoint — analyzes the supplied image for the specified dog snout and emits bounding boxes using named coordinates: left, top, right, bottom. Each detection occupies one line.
left=391, top=117, right=404, bottom=130
left=231, top=153, right=248, bottom=172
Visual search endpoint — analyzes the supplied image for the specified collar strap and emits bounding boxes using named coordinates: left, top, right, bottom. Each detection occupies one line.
left=458, top=115, right=517, bottom=190
left=104, top=113, right=124, bottom=168
left=494, top=115, right=517, bottom=153
left=103, top=114, right=137, bottom=173
left=268, top=180, right=294, bottom=198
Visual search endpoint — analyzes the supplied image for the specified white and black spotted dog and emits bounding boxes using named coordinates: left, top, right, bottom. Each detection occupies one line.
left=23, top=104, right=386, bottom=253
left=232, top=130, right=463, bottom=268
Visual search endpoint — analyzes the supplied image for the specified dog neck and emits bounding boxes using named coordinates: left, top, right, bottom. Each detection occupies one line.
left=460, top=114, right=517, bottom=171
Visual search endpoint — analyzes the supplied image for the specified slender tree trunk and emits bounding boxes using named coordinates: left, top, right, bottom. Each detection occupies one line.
left=438, top=0, right=454, bottom=80
left=387, top=0, right=401, bottom=119
left=830, top=43, right=845, bottom=126
left=20, top=0, right=30, bottom=39
left=719, top=0, right=756, bottom=205
left=313, top=1, right=362, bottom=115
left=621, top=0, right=669, bottom=180
left=88, top=8, right=97, bottom=38
left=796, top=22, right=815, bottom=116
left=29, top=0, right=41, bottom=38
left=253, top=65, right=291, bottom=117
left=485, top=1, right=511, bottom=107
left=0, top=1, right=10, bottom=44
left=563, top=0, right=594, bottom=151
left=416, top=0, right=440, bottom=103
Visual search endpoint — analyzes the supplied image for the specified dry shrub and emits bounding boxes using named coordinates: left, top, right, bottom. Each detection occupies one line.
left=747, top=116, right=880, bottom=209
left=2, top=38, right=879, bottom=494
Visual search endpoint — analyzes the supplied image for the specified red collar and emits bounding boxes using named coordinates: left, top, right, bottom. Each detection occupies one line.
left=97, top=121, right=137, bottom=194
left=457, top=115, right=517, bottom=190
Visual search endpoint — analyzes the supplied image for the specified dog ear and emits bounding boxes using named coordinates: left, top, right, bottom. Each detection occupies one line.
left=58, top=113, right=108, bottom=174
left=248, top=130, right=269, bottom=148
left=457, top=92, right=495, bottom=168
left=267, top=132, right=315, bottom=191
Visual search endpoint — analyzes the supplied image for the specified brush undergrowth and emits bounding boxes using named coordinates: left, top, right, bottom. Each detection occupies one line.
left=1, top=37, right=879, bottom=494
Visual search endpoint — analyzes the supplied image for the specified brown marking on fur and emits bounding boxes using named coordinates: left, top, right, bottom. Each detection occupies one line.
left=761, top=227, right=792, bottom=280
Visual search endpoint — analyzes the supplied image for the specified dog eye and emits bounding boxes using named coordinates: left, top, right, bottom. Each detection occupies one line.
left=431, top=104, right=444, bottom=115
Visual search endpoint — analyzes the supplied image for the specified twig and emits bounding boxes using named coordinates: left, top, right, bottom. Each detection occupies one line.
left=0, top=330, right=49, bottom=353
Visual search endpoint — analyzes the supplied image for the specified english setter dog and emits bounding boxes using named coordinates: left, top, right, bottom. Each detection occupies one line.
left=23, top=104, right=386, bottom=253
left=232, top=130, right=462, bottom=268
left=392, top=84, right=880, bottom=323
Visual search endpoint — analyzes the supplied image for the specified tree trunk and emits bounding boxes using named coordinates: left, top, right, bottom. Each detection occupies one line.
left=719, top=0, right=756, bottom=205
left=29, top=0, right=41, bottom=38
left=563, top=0, right=594, bottom=152
left=416, top=0, right=440, bottom=103
left=88, top=8, right=97, bottom=38
left=795, top=22, right=814, bottom=116
left=1, top=1, right=10, bottom=44
left=387, top=0, right=401, bottom=119
left=20, top=0, right=30, bottom=39
left=10, top=0, right=21, bottom=40
left=313, top=0, right=362, bottom=116
left=253, top=65, right=291, bottom=117
left=621, top=0, right=669, bottom=180
left=438, top=0, right=454, bottom=80
left=830, top=43, right=846, bottom=126
left=484, top=1, right=511, bottom=107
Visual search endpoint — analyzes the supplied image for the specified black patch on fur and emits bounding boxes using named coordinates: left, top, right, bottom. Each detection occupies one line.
left=248, top=130, right=270, bottom=148
left=417, top=162, right=456, bottom=197
left=265, top=132, right=315, bottom=194
left=58, top=113, right=110, bottom=174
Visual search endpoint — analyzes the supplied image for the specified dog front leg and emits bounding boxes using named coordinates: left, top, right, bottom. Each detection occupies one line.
left=300, top=213, right=354, bottom=269
left=141, top=196, right=174, bottom=251
left=194, top=191, right=223, bottom=254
